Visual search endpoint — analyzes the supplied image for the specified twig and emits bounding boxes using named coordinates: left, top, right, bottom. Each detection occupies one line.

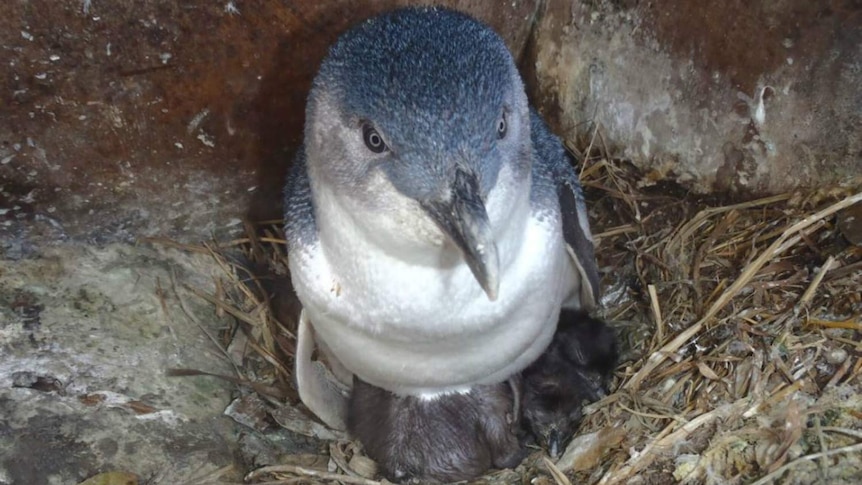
left=796, top=255, right=836, bottom=310
left=825, top=354, right=852, bottom=388
left=813, top=417, right=829, bottom=482
left=749, top=442, right=862, bottom=485
left=170, top=269, right=242, bottom=378
left=184, top=284, right=266, bottom=329
left=821, top=427, right=862, bottom=440
left=166, top=368, right=286, bottom=400
left=624, top=191, right=862, bottom=390
left=544, top=456, right=573, bottom=485
left=244, top=465, right=382, bottom=485
left=806, top=318, right=862, bottom=331
left=253, top=218, right=287, bottom=226
left=692, top=211, right=736, bottom=314
left=329, top=442, right=363, bottom=479
left=155, top=277, right=180, bottom=346
left=670, top=194, right=792, bottom=249
left=142, top=237, right=211, bottom=254
left=593, top=224, right=640, bottom=240
left=579, top=121, right=601, bottom=180
left=616, top=400, right=687, bottom=424
left=742, top=381, right=804, bottom=419
left=599, top=400, right=745, bottom=485
left=600, top=400, right=749, bottom=485
left=647, top=284, right=663, bottom=343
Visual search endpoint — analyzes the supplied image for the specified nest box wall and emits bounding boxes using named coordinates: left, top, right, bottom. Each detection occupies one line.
left=527, top=0, right=861, bottom=194
left=0, top=0, right=539, bottom=250
left=1, top=0, right=859, bottom=250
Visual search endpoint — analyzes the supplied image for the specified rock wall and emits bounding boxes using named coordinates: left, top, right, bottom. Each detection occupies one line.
left=0, top=0, right=539, bottom=249
left=0, top=244, right=242, bottom=483
left=2, top=0, right=858, bottom=249
left=527, top=0, right=861, bottom=194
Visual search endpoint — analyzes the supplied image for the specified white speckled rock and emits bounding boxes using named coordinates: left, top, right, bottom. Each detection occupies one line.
left=0, top=243, right=241, bottom=484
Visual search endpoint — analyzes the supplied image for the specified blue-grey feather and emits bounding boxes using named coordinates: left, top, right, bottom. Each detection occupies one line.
left=284, top=6, right=599, bottom=299
left=310, top=7, right=515, bottom=199
left=529, top=110, right=601, bottom=303
left=283, top=145, right=317, bottom=249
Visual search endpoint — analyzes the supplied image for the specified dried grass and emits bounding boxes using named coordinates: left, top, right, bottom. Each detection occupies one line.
left=150, top=146, right=862, bottom=484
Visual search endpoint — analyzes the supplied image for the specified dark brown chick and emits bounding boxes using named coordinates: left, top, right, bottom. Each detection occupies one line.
left=348, top=377, right=525, bottom=483
left=521, top=310, right=618, bottom=457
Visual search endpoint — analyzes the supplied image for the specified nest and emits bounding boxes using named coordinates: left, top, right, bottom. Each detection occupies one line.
left=150, top=142, right=862, bottom=484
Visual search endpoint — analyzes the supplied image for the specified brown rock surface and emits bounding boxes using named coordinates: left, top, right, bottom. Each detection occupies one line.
left=0, top=0, right=539, bottom=249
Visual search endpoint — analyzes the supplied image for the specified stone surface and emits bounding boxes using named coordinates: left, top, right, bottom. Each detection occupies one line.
left=0, top=0, right=539, bottom=249
left=527, top=0, right=861, bottom=194
left=2, top=0, right=859, bottom=251
left=0, top=243, right=242, bottom=484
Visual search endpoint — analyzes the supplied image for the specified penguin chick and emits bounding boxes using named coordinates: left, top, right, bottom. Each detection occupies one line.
left=521, top=310, right=618, bottom=457
left=348, top=377, right=525, bottom=483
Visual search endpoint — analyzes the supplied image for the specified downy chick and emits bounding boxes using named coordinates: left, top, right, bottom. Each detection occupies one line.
left=521, top=310, right=618, bottom=457
left=348, top=377, right=525, bottom=483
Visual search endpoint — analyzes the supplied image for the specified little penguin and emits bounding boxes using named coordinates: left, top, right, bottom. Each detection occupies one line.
left=284, top=6, right=600, bottom=431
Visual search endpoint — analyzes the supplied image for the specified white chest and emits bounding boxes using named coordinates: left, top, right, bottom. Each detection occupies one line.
left=288, top=171, right=576, bottom=394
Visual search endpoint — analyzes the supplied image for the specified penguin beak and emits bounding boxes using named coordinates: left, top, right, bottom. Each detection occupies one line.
left=547, top=428, right=563, bottom=458
left=421, top=168, right=500, bottom=301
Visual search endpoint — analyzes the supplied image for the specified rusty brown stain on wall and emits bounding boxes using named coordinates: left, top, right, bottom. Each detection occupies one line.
left=641, top=0, right=859, bottom=94
left=1, top=0, right=538, bottom=244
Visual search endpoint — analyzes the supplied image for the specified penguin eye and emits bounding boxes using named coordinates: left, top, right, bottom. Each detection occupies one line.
left=362, top=124, right=388, bottom=153
left=496, top=113, right=507, bottom=139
